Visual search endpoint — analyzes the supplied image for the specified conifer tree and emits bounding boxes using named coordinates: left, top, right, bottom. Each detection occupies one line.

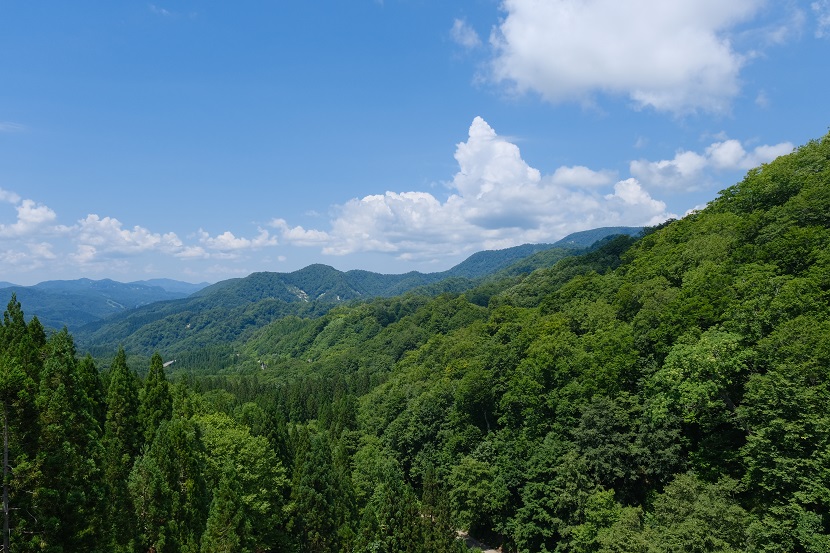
left=0, top=296, right=43, bottom=549
left=200, top=467, right=251, bottom=553
left=130, top=418, right=209, bottom=553
left=102, top=347, right=140, bottom=551
left=288, top=428, right=342, bottom=553
left=77, top=354, right=106, bottom=428
left=31, top=329, right=105, bottom=551
left=139, top=351, right=173, bottom=446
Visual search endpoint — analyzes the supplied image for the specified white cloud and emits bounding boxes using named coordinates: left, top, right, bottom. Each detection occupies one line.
left=631, top=136, right=793, bottom=190
left=0, top=199, right=58, bottom=237
left=175, top=245, right=209, bottom=259
left=549, top=165, right=617, bottom=187
left=277, top=117, right=674, bottom=261
left=451, top=18, right=482, bottom=49
left=0, top=183, right=292, bottom=279
left=269, top=219, right=330, bottom=246
left=197, top=228, right=277, bottom=251
left=605, top=179, right=672, bottom=226
left=489, top=0, right=765, bottom=113
left=814, top=1, right=830, bottom=37
left=27, top=242, right=57, bottom=260
left=630, top=151, right=709, bottom=191
left=706, top=139, right=794, bottom=170
left=71, top=214, right=185, bottom=263
left=0, top=187, right=22, bottom=204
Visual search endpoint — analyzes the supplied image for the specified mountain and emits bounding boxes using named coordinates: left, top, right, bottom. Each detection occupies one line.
left=0, top=281, right=19, bottom=288
left=130, top=278, right=210, bottom=295
left=73, top=227, right=638, bottom=357
left=550, top=226, right=643, bottom=248
left=0, top=278, right=199, bottom=330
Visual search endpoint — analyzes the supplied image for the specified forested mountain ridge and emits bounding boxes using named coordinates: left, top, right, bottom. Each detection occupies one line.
left=1, top=132, right=828, bottom=552
left=73, top=229, right=640, bottom=359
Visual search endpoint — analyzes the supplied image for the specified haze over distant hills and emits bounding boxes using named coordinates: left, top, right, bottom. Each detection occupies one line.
left=0, top=278, right=209, bottom=330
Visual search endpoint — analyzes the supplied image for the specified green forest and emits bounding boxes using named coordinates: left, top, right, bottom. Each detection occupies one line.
left=2, top=130, right=829, bottom=552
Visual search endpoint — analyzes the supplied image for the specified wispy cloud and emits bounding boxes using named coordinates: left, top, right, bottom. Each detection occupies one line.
left=0, top=122, right=25, bottom=133
left=814, top=0, right=830, bottom=37
left=149, top=4, right=173, bottom=17
left=451, top=18, right=482, bottom=50
left=0, top=187, right=22, bottom=204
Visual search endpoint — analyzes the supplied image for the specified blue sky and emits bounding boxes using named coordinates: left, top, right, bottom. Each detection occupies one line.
left=1, top=1, right=829, bottom=285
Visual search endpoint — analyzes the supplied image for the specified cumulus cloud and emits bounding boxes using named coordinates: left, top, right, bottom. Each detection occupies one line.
left=631, top=136, right=794, bottom=190
left=1, top=182, right=289, bottom=278
left=549, top=166, right=617, bottom=187
left=489, top=0, right=764, bottom=113
left=630, top=151, right=709, bottom=191
left=277, top=117, right=674, bottom=261
left=0, top=199, right=58, bottom=237
left=706, top=139, right=794, bottom=170
left=605, top=179, right=673, bottom=226
left=198, top=228, right=277, bottom=252
left=68, top=214, right=186, bottom=263
left=451, top=18, right=482, bottom=49
left=269, top=219, right=330, bottom=246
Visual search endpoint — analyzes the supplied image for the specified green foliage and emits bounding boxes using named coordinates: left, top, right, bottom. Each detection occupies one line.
left=30, top=329, right=105, bottom=552
left=287, top=427, right=353, bottom=553
left=194, top=412, right=289, bottom=550
left=643, top=473, right=748, bottom=552
left=102, top=347, right=141, bottom=550
left=130, top=417, right=209, bottom=553
left=139, top=351, right=173, bottom=445
left=201, top=467, right=251, bottom=553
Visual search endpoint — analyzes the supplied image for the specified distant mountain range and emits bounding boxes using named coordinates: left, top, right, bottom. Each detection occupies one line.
left=0, top=278, right=210, bottom=330
left=1, top=226, right=642, bottom=353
